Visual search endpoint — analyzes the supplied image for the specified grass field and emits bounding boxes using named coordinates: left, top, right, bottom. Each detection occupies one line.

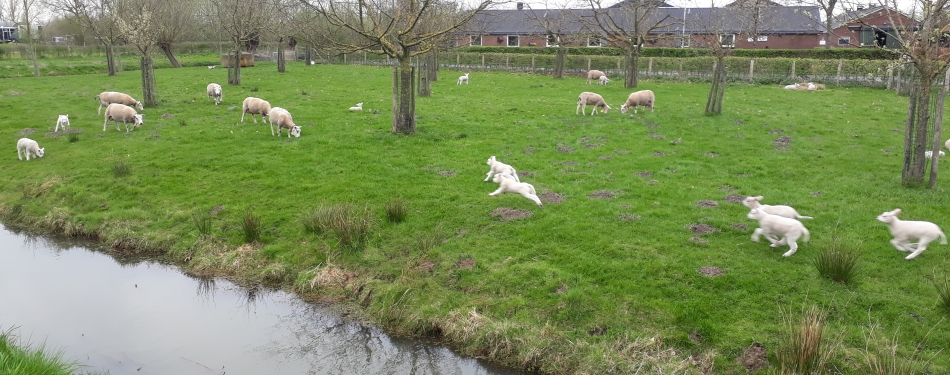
left=1, top=60, right=949, bottom=374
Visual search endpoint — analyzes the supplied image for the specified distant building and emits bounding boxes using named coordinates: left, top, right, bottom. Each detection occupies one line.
left=831, top=5, right=919, bottom=48
left=1, top=21, right=17, bottom=43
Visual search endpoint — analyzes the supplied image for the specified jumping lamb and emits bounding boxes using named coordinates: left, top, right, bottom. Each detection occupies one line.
left=16, top=138, right=44, bottom=161
left=349, top=102, right=363, bottom=111
left=484, top=156, right=520, bottom=182
left=619, top=90, right=655, bottom=114
left=55, top=114, right=70, bottom=132
left=924, top=150, right=945, bottom=159
left=96, top=92, right=144, bottom=115
left=747, top=208, right=810, bottom=257
left=490, top=173, right=543, bottom=207
left=586, top=70, right=606, bottom=85
left=576, top=92, right=610, bottom=115
left=457, top=73, right=470, bottom=85
left=598, top=76, right=610, bottom=85
left=268, top=107, right=301, bottom=138
left=103, top=103, right=144, bottom=132
left=742, top=195, right=812, bottom=220
left=241, top=97, right=271, bottom=123
left=207, top=83, right=223, bottom=105
left=876, top=208, right=947, bottom=260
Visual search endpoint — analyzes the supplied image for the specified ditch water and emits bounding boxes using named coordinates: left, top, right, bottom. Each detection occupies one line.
left=0, top=224, right=523, bottom=375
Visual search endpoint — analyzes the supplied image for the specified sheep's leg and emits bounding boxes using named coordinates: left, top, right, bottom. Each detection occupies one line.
left=241, top=111, right=246, bottom=123
left=270, top=123, right=276, bottom=136
left=769, top=235, right=785, bottom=247
left=484, top=170, right=494, bottom=182
left=782, top=238, right=799, bottom=257
left=17, top=148, right=22, bottom=161
left=890, top=238, right=912, bottom=252
left=576, top=103, right=582, bottom=115
left=488, top=186, right=506, bottom=196
left=103, top=117, right=109, bottom=132
left=906, top=237, right=934, bottom=260
left=523, top=192, right=543, bottom=207
left=751, top=228, right=763, bottom=242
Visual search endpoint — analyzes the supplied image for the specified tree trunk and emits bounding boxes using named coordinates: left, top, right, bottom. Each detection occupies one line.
left=418, top=56, right=431, bottom=97
left=392, top=61, right=416, bottom=134
left=554, top=46, right=566, bottom=79
left=928, top=79, right=946, bottom=188
left=158, top=43, right=181, bottom=68
left=902, top=79, right=928, bottom=187
left=228, top=48, right=241, bottom=85
left=305, top=45, right=312, bottom=65
left=625, top=48, right=639, bottom=88
left=277, top=41, right=286, bottom=73
left=140, top=55, right=157, bottom=107
left=705, top=59, right=727, bottom=115
left=105, top=44, right=117, bottom=76
left=427, top=52, right=438, bottom=82
left=23, top=0, right=40, bottom=77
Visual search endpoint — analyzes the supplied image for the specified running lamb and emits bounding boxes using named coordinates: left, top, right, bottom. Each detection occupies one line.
left=484, top=156, right=520, bottom=182
left=489, top=173, right=542, bottom=207
left=747, top=208, right=810, bottom=257
left=876, top=208, right=947, bottom=260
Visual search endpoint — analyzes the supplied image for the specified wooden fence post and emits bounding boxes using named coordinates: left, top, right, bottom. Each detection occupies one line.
left=617, top=57, right=621, bottom=70
left=456, top=54, right=460, bottom=66
left=531, top=55, right=535, bottom=71
left=482, top=54, right=485, bottom=67
left=791, top=60, right=796, bottom=80
left=506, top=55, right=509, bottom=68
left=749, top=59, right=755, bottom=81
left=836, top=60, right=843, bottom=85
left=587, top=58, right=591, bottom=71
left=648, top=57, right=653, bottom=75
left=679, top=59, right=683, bottom=76
left=886, top=67, right=894, bottom=90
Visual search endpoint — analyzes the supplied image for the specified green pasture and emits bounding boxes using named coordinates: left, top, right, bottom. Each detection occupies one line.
left=1, top=61, right=948, bottom=374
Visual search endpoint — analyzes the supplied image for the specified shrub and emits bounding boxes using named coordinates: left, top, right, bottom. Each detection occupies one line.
left=935, top=272, right=950, bottom=314
left=192, top=212, right=212, bottom=237
left=112, top=161, right=131, bottom=177
left=813, top=241, right=861, bottom=284
left=385, top=197, right=408, bottom=223
left=331, top=204, right=372, bottom=251
left=241, top=207, right=262, bottom=243
left=776, top=305, right=835, bottom=375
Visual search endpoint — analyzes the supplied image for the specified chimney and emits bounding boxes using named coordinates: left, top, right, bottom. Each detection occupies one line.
left=517, top=2, right=524, bottom=10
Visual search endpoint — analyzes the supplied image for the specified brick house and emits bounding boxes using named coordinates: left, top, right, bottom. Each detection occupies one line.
left=830, top=5, right=919, bottom=48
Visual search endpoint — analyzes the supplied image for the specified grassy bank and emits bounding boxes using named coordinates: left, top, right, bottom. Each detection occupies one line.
left=1, top=62, right=948, bottom=374
left=0, top=53, right=221, bottom=78
left=0, top=328, right=101, bottom=375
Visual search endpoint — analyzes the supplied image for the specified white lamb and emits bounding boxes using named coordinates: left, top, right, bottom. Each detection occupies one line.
left=876, top=208, right=947, bottom=260
left=268, top=107, right=301, bottom=138
left=457, top=73, right=469, bottom=85
left=241, top=97, right=271, bottom=123
left=484, top=155, right=520, bottom=182
left=16, top=138, right=44, bottom=161
left=207, top=83, right=223, bottom=105
left=747, top=208, right=810, bottom=257
left=208, top=65, right=216, bottom=69
left=576, top=92, right=610, bottom=115
left=924, top=150, right=945, bottom=159
left=95, top=91, right=143, bottom=115
left=55, top=114, right=70, bottom=132
left=349, top=102, right=363, bottom=111
left=598, top=75, right=610, bottom=85
left=489, top=173, right=543, bottom=207
left=742, top=195, right=812, bottom=220
left=103, top=103, right=144, bottom=132
left=586, top=70, right=606, bottom=84
left=619, top=90, right=656, bottom=114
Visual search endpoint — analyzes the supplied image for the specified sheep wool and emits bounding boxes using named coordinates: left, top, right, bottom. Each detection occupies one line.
left=16, top=138, right=44, bottom=161
left=96, top=91, right=143, bottom=115
left=877, top=208, right=947, bottom=260
left=576, top=92, right=610, bottom=115
left=747, top=208, right=810, bottom=257
left=241, top=97, right=271, bottom=123
left=586, top=70, right=606, bottom=84
left=742, top=195, right=812, bottom=220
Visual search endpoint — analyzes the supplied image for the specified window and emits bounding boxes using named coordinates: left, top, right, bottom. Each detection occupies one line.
left=746, top=35, right=768, bottom=42
left=546, top=34, right=559, bottom=47
left=720, top=34, right=735, bottom=48
left=838, top=36, right=851, bottom=46
left=588, top=37, right=603, bottom=47
left=507, top=35, right=519, bottom=47
left=469, top=35, right=481, bottom=46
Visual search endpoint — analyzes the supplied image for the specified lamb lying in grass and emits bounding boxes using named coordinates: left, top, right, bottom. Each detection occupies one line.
left=349, top=102, right=363, bottom=111
left=55, top=114, right=70, bottom=132
left=16, top=138, right=44, bottom=161
left=103, top=103, right=144, bottom=132
left=876, top=208, right=947, bottom=260
left=576, top=92, right=610, bottom=115
left=484, top=156, right=519, bottom=182
left=747, top=208, right=810, bottom=257
left=742, top=195, right=812, bottom=220
left=619, top=90, right=655, bottom=114
left=490, top=173, right=542, bottom=207
left=925, top=150, right=945, bottom=159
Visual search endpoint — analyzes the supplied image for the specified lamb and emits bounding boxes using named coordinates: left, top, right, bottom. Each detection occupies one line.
left=742, top=195, right=812, bottom=220
left=598, top=75, right=610, bottom=85
left=924, top=150, right=945, bottom=159
left=576, top=92, right=610, bottom=115
left=747, top=208, right=810, bottom=257
left=241, top=97, right=271, bottom=123
left=484, top=156, right=520, bottom=182
left=268, top=107, right=301, bottom=138
left=457, top=73, right=470, bottom=85
left=586, top=70, right=606, bottom=84
left=55, top=114, right=70, bottom=132
left=16, top=138, right=44, bottom=161
left=208, top=65, right=216, bottom=69
left=619, top=90, right=655, bottom=114
left=876, top=208, right=947, bottom=260
left=103, top=103, right=144, bottom=132
left=349, top=102, right=363, bottom=111
left=95, top=92, right=144, bottom=115
left=207, top=83, right=223, bottom=105
left=489, top=173, right=543, bottom=207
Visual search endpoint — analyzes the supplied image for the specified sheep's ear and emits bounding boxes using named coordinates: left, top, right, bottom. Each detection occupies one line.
left=754, top=196, right=764, bottom=200
left=892, top=208, right=902, bottom=215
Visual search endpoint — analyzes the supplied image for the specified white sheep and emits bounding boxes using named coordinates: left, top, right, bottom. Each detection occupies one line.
left=16, top=138, right=44, bottom=161
left=876, top=208, right=947, bottom=260
left=619, top=90, right=655, bottom=114
left=945, top=138, right=950, bottom=151
left=924, top=150, right=945, bottom=159
left=103, top=103, right=144, bottom=132
left=576, top=92, right=610, bottom=115
left=95, top=92, right=143, bottom=115
left=457, top=73, right=470, bottom=85
left=484, top=155, right=520, bottom=182
left=747, top=208, right=810, bottom=257
left=742, top=195, right=812, bottom=220
left=241, top=97, right=271, bottom=123
left=598, top=75, right=610, bottom=85
left=489, top=173, right=543, bottom=207
left=208, top=65, right=216, bottom=69
left=349, top=102, right=363, bottom=111
left=586, top=70, right=606, bottom=84
left=268, top=107, right=301, bottom=138
left=207, top=83, right=223, bottom=105
left=55, top=114, right=70, bottom=132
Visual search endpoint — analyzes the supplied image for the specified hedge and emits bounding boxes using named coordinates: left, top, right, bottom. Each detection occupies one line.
left=453, top=46, right=902, bottom=60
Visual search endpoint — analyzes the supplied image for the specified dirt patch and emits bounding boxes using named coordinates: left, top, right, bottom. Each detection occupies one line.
left=688, top=224, right=718, bottom=235
left=723, top=194, right=746, bottom=203
left=539, top=192, right=566, bottom=204
left=810, top=137, right=822, bottom=141
left=520, top=171, right=536, bottom=178
left=698, top=266, right=725, bottom=278
left=645, top=122, right=659, bottom=127
left=557, top=146, right=574, bottom=153
left=732, top=119, right=744, bottom=125
left=560, top=161, right=578, bottom=166
left=210, top=205, right=224, bottom=214
left=689, top=330, right=704, bottom=344
left=413, top=260, right=435, bottom=273
left=437, top=170, right=456, bottom=176
left=618, top=214, right=641, bottom=221
left=768, top=129, right=784, bottom=134
left=586, top=162, right=597, bottom=166
left=735, top=173, right=754, bottom=178
left=583, top=143, right=602, bottom=148
left=812, top=191, right=822, bottom=196
left=553, top=283, right=569, bottom=294
left=161, top=113, right=174, bottom=119
left=696, top=200, right=718, bottom=208
left=588, top=190, right=622, bottom=199
left=653, top=152, right=666, bottom=156
left=490, top=207, right=533, bottom=221
left=703, top=152, right=719, bottom=157
left=456, top=229, right=468, bottom=237
left=588, top=326, right=608, bottom=336
left=578, top=137, right=591, bottom=143
left=688, top=237, right=708, bottom=244
left=730, top=223, right=749, bottom=230
left=736, top=343, right=769, bottom=372
left=646, top=180, right=659, bottom=185
left=523, top=146, right=536, bottom=152
left=718, top=185, right=737, bottom=191
left=19, top=128, right=37, bottom=136
left=455, top=258, right=476, bottom=270
left=651, top=135, right=666, bottom=139
left=598, top=155, right=612, bottom=160
left=613, top=149, right=630, bottom=154
left=774, top=136, right=792, bottom=150
left=636, top=171, right=653, bottom=178
left=736, top=133, right=746, bottom=138
left=666, top=169, right=677, bottom=174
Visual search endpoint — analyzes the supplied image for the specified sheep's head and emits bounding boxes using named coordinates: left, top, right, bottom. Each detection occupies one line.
left=36, top=147, right=45, bottom=158
left=876, top=209, right=901, bottom=224
left=486, top=156, right=496, bottom=165
left=492, top=173, right=514, bottom=183
left=58, top=114, right=69, bottom=122
left=747, top=208, right=765, bottom=220
left=134, top=101, right=144, bottom=111
left=601, top=104, right=611, bottom=113
left=291, top=126, right=301, bottom=138
left=620, top=104, right=628, bottom=114
left=741, top=196, right=763, bottom=209
left=133, top=114, right=144, bottom=126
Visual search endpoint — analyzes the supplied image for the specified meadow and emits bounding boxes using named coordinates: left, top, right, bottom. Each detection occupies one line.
left=1, top=60, right=949, bottom=374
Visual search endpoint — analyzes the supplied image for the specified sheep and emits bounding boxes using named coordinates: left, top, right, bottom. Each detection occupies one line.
left=598, top=75, right=610, bottom=85
left=103, top=103, right=144, bottom=132
left=586, top=70, right=606, bottom=84
left=268, top=107, right=301, bottom=138
left=207, top=83, right=223, bottom=105
left=742, top=195, right=812, bottom=220
left=484, top=156, right=520, bottom=182
left=945, top=138, right=950, bottom=151
left=241, top=97, right=271, bottom=123
left=349, top=102, right=363, bottom=111
left=876, top=208, right=947, bottom=260
left=576, top=92, right=610, bottom=115
left=16, top=138, right=44, bottom=161
left=489, top=173, right=543, bottom=207
left=95, top=92, right=143, bottom=115
left=457, top=73, right=470, bottom=85
left=208, top=65, right=216, bottom=69
left=619, top=90, right=655, bottom=114
left=924, top=150, right=945, bottom=159
left=747, top=208, right=810, bottom=257
left=55, top=114, right=70, bottom=132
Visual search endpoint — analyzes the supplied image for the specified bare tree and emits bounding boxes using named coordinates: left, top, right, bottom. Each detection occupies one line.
left=21, top=0, right=41, bottom=76
left=685, top=3, right=732, bottom=114
left=153, top=0, right=198, bottom=68
left=211, top=0, right=269, bottom=85
left=584, top=0, right=674, bottom=88
left=524, top=2, right=582, bottom=79
left=46, top=0, right=122, bottom=75
left=114, top=0, right=159, bottom=106
left=730, top=0, right=776, bottom=48
left=810, top=0, right=838, bottom=49
left=269, top=0, right=299, bottom=73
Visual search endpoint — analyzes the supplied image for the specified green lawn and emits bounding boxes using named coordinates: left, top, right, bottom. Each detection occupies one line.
left=1, top=60, right=948, bottom=374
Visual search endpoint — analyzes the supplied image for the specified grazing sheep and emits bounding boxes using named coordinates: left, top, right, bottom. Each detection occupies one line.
left=586, top=70, right=606, bottom=84
left=207, top=83, right=223, bottom=105
left=924, top=150, right=945, bottom=159
left=103, top=103, right=144, bottom=132
left=268, top=107, right=301, bottom=138
left=598, top=76, right=610, bottom=85
left=96, top=92, right=144, bottom=115
left=619, top=90, right=655, bottom=114
left=457, top=73, right=470, bottom=85
left=876, top=208, right=947, bottom=260
left=742, top=195, right=812, bottom=220
left=747, top=208, right=810, bottom=257
left=55, top=114, right=70, bottom=132
left=484, top=155, right=520, bottom=182
left=208, top=65, right=216, bottom=69
left=241, top=97, right=271, bottom=123
left=576, top=92, right=610, bottom=115
left=349, top=102, right=363, bottom=111
left=490, top=173, right=543, bottom=207
left=16, top=138, right=44, bottom=161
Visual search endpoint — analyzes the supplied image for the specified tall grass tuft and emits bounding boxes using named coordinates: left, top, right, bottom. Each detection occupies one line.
left=67, top=133, right=79, bottom=142
left=385, top=197, right=408, bottom=223
left=241, top=207, right=262, bottom=243
left=935, top=272, right=950, bottom=313
left=0, top=327, right=88, bottom=375
left=112, top=161, right=131, bottom=177
left=776, top=305, right=834, bottom=375
left=858, top=324, right=928, bottom=375
left=301, top=206, right=335, bottom=234
left=813, top=240, right=861, bottom=284
left=302, top=203, right=372, bottom=250
left=192, top=212, right=212, bottom=237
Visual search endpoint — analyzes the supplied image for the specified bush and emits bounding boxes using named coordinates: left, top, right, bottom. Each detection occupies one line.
left=385, top=197, right=408, bottom=223
left=302, top=203, right=373, bottom=251
left=241, top=207, right=262, bottom=243
left=112, top=161, right=131, bottom=177
left=814, top=242, right=861, bottom=284
left=935, top=272, right=950, bottom=314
